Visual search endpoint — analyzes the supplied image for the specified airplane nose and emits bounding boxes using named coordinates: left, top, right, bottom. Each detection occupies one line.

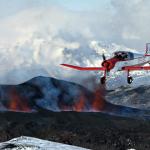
left=102, top=58, right=118, bottom=71
left=102, top=60, right=115, bottom=71
left=101, top=61, right=110, bottom=69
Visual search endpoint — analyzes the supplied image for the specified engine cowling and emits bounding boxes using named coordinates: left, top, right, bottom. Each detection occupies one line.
left=101, top=58, right=119, bottom=71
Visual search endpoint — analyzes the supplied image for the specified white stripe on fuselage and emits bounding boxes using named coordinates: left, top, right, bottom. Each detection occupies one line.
left=113, top=56, right=150, bottom=71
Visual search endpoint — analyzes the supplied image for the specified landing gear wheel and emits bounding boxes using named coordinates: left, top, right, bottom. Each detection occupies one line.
left=101, top=76, right=106, bottom=85
left=127, top=76, right=133, bottom=84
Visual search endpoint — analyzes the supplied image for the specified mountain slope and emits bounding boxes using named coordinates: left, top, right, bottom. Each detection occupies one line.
left=0, top=76, right=149, bottom=117
left=107, top=85, right=150, bottom=109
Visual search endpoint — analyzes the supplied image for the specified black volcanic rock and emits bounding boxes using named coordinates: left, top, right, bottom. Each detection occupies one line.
left=0, top=111, right=149, bottom=150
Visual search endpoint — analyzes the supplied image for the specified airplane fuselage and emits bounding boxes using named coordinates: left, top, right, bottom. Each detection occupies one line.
left=113, top=55, right=150, bottom=72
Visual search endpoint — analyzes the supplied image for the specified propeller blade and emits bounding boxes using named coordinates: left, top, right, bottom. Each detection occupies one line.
left=102, top=53, right=106, bottom=61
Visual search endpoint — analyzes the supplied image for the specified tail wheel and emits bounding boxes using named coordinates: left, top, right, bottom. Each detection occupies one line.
left=101, top=76, right=106, bottom=84
left=127, top=76, right=133, bottom=84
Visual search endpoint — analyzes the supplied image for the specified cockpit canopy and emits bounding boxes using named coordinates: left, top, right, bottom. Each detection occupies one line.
left=114, top=51, right=134, bottom=60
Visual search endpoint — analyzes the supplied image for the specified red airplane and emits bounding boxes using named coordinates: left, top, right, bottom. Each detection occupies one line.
left=61, top=43, right=150, bottom=84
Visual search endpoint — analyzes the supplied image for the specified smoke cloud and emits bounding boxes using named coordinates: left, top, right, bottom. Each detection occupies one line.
left=0, top=1, right=149, bottom=87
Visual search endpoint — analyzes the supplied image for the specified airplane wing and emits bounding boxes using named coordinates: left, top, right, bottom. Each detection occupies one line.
left=122, top=66, right=150, bottom=71
left=61, top=64, right=105, bottom=71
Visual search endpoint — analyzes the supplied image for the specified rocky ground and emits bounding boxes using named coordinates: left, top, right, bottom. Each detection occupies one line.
left=0, top=111, right=149, bottom=150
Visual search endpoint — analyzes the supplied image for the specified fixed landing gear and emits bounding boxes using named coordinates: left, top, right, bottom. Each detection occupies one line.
left=127, top=70, right=133, bottom=84
left=100, top=70, right=109, bottom=85
left=101, top=76, right=106, bottom=84
left=127, top=76, right=133, bottom=84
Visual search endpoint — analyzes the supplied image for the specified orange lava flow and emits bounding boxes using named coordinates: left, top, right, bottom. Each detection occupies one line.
left=71, top=85, right=106, bottom=112
left=91, top=88, right=106, bottom=111
left=8, top=89, right=31, bottom=112
left=51, top=82, right=106, bottom=112
left=73, top=94, right=86, bottom=112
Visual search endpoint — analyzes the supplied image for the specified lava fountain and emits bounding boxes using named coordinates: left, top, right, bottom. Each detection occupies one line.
left=7, top=88, right=32, bottom=112
left=58, top=84, right=107, bottom=112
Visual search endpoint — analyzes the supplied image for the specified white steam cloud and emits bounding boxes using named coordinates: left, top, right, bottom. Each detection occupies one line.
left=0, top=1, right=149, bottom=87
left=0, top=6, right=113, bottom=85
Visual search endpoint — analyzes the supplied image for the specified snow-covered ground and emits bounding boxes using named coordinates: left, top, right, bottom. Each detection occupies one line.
left=0, top=136, right=89, bottom=150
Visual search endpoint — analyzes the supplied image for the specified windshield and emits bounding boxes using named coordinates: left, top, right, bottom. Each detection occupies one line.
left=114, top=51, right=134, bottom=60
left=114, top=52, right=128, bottom=60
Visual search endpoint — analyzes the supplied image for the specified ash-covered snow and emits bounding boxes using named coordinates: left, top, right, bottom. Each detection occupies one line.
left=0, top=136, right=89, bottom=150
left=106, top=85, right=150, bottom=109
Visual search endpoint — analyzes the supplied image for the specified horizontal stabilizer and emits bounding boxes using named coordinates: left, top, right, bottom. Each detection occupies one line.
left=61, top=64, right=105, bottom=71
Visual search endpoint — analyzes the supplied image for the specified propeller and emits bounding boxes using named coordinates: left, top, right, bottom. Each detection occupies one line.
left=102, top=53, right=106, bottom=61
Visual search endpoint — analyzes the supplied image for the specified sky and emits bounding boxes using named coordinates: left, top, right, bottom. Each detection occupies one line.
left=0, top=0, right=112, bottom=18
left=56, top=0, right=112, bottom=11
left=0, top=0, right=150, bottom=49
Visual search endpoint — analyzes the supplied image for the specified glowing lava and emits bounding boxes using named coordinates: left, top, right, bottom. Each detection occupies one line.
left=91, top=87, right=106, bottom=112
left=8, top=88, right=32, bottom=112
left=73, top=94, right=86, bottom=112
left=59, top=85, right=106, bottom=112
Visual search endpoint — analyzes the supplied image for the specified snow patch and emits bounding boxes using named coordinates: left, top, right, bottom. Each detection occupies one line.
left=0, top=136, right=89, bottom=150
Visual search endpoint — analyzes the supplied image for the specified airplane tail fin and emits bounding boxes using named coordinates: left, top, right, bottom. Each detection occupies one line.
left=145, top=43, right=150, bottom=56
